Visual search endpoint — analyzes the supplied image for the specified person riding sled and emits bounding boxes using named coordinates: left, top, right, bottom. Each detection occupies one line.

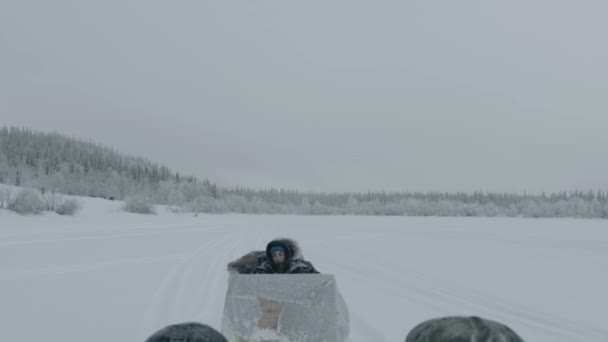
left=251, top=238, right=319, bottom=274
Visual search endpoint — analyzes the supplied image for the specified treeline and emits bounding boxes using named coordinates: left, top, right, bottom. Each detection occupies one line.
left=1, top=126, right=606, bottom=218
left=0, top=126, right=214, bottom=204
left=207, top=187, right=608, bottom=218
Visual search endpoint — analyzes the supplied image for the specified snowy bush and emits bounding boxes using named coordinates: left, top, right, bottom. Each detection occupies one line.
left=0, top=188, right=14, bottom=209
left=481, top=203, right=501, bottom=217
left=41, top=192, right=63, bottom=211
left=223, top=195, right=248, bottom=213
left=166, top=205, right=183, bottom=213
left=124, top=196, right=156, bottom=214
left=8, top=190, right=45, bottom=215
left=55, top=198, right=81, bottom=215
left=40, top=191, right=81, bottom=215
left=184, top=196, right=227, bottom=214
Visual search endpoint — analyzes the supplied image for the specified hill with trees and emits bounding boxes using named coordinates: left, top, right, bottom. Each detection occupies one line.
left=1, top=126, right=606, bottom=218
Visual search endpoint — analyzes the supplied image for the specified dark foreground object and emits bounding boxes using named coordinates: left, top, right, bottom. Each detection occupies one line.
left=405, top=316, right=524, bottom=342
left=145, top=322, right=227, bottom=342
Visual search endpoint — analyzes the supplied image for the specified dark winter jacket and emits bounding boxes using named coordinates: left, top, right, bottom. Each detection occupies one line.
left=250, top=238, right=319, bottom=274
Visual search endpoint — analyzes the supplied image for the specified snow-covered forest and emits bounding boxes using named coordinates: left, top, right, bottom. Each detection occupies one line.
left=1, top=126, right=607, bottom=218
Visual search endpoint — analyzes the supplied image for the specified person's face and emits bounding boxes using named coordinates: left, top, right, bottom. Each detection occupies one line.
left=272, top=251, right=285, bottom=264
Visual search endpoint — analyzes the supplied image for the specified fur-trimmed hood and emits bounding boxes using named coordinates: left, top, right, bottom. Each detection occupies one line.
left=227, top=238, right=307, bottom=274
left=265, top=238, right=304, bottom=263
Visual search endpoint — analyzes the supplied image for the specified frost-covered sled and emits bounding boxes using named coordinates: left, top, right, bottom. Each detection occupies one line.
left=223, top=243, right=349, bottom=342
left=221, top=273, right=349, bottom=342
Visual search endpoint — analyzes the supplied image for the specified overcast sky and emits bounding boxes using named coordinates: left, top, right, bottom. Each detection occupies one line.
left=1, top=1, right=606, bottom=193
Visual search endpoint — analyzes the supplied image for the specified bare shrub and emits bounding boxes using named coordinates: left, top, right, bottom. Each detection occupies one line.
left=40, top=191, right=81, bottom=215
left=8, top=190, right=45, bottom=215
left=0, top=188, right=14, bottom=209
left=184, top=195, right=227, bottom=214
left=166, top=205, right=183, bottom=214
left=55, top=198, right=81, bottom=215
left=124, top=196, right=156, bottom=214
left=41, top=191, right=63, bottom=211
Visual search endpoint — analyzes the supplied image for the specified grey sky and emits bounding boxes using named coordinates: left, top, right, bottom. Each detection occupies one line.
left=1, top=1, right=606, bottom=193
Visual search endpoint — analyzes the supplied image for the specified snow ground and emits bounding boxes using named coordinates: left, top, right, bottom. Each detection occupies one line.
left=1, top=195, right=607, bottom=341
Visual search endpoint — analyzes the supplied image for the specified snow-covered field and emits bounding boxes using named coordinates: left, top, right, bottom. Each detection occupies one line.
left=1, top=195, right=607, bottom=342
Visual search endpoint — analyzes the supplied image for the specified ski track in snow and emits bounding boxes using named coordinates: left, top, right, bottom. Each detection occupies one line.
left=0, top=223, right=227, bottom=247
left=0, top=220, right=196, bottom=239
left=138, top=224, right=242, bottom=340
left=0, top=252, right=191, bottom=281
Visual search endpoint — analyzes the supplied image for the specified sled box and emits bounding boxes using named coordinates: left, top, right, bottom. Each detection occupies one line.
left=221, top=274, right=349, bottom=342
